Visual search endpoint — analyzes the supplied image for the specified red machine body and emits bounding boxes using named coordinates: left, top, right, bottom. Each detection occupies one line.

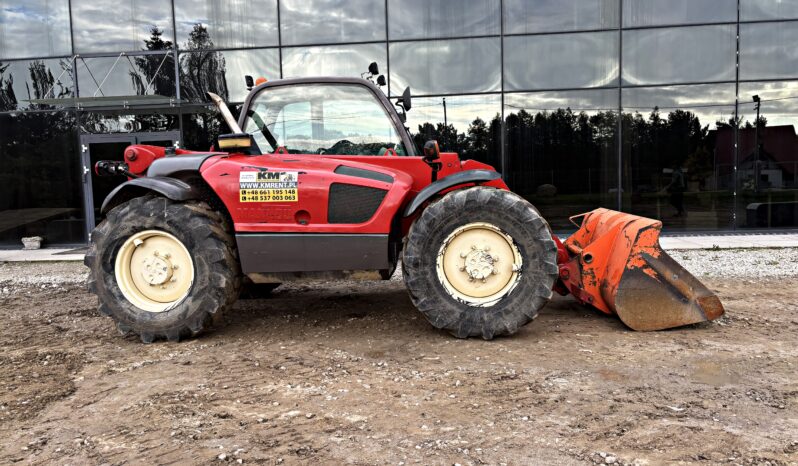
left=96, top=76, right=723, bottom=332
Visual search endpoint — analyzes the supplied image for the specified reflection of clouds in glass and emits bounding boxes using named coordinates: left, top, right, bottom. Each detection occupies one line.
left=71, top=0, right=174, bottom=53
left=178, top=48, right=279, bottom=102
left=622, top=84, right=736, bottom=129
left=220, top=49, right=280, bottom=102
left=623, top=0, right=736, bottom=27
left=174, top=0, right=278, bottom=49
left=504, top=32, right=618, bottom=91
left=280, top=0, right=385, bottom=46
left=739, top=81, right=798, bottom=127
left=0, top=1, right=72, bottom=59
left=407, top=94, right=501, bottom=133
left=390, top=38, right=501, bottom=96
left=505, top=88, right=618, bottom=115
left=740, top=22, right=798, bottom=81
left=504, top=0, right=618, bottom=34
left=282, top=44, right=386, bottom=79
left=388, top=0, right=499, bottom=40
left=623, top=25, right=736, bottom=86
left=741, top=0, right=798, bottom=21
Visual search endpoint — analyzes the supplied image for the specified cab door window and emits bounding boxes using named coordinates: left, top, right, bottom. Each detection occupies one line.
left=244, top=84, right=406, bottom=155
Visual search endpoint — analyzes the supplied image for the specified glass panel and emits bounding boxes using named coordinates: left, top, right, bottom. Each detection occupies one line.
left=388, top=0, right=500, bottom=40
left=0, top=0, right=72, bottom=59
left=736, top=81, right=798, bottom=228
left=407, top=94, right=502, bottom=168
left=182, top=106, right=239, bottom=151
left=503, top=0, right=619, bottom=34
left=71, top=0, right=174, bottom=53
left=0, top=58, right=74, bottom=111
left=77, top=53, right=176, bottom=99
left=282, top=43, right=386, bottom=79
left=742, top=0, right=798, bottom=21
left=504, top=89, right=619, bottom=230
left=740, top=22, right=798, bottom=81
left=623, top=0, right=737, bottom=27
left=622, top=25, right=737, bottom=86
left=180, top=48, right=280, bottom=103
left=389, top=38, right=500, bottom=96
left=621, top=84, right=737, bottom=231
left=0, top=111, right=84, bottom=245
left=279, top=0, right=386, bottom=46
left=504, top=32, right=618, bottom=91
left=242, top=83, right=405, bottom=155
left=79, top=110, right=180, bottom=134
left=174, top=0, right=278, bottom=49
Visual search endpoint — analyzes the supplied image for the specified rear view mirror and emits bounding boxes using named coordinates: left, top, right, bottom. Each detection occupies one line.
left=423, top=140, right=440, bottom=162
left=368, top=62, right=379, bottom=75
left=402, top=87, right=412, bottom=111
left=245, top=75, right=254, bottom=91
left=376, top=75, right=386, bottom=87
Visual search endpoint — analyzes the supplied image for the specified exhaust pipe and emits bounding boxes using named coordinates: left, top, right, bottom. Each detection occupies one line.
left=207, top=92, right=244, bottom=133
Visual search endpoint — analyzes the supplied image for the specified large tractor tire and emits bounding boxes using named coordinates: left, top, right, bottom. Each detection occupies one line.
left=403, top=187, right=558, bottom=339
left=85, top=195, right=241, bottom=343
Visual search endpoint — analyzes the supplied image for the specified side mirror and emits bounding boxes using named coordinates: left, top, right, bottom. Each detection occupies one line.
left=368, top=62, right=379, bottom=75
left=376, top=75, right=386, bottom=87
left=423, top=140, right=440, bottom=162
left=244, top=75, right=254, bottom=91
left=402, top=87, right=412, bottom=111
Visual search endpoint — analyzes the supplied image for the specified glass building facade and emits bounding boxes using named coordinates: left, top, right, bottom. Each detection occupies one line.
left=1, top=0, right=797, bottom=245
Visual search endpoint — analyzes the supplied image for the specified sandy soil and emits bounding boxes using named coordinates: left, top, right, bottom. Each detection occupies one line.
left=0, top=262, right=796, bottom=465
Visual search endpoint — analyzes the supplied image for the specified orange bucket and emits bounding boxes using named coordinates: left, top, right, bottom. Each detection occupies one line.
left=559, top=209, right=724, bottom=331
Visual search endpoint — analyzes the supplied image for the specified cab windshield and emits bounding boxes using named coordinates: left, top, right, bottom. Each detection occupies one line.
left=242, top=83, right=407, bottom=156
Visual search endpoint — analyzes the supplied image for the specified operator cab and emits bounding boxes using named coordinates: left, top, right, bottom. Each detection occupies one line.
left=234, top=77, right=415, bottom=158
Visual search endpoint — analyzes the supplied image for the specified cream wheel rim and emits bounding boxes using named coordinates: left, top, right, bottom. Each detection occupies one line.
left=436, top=222, right=523, bottom=307
left=114, top=230, right=195, bottom=313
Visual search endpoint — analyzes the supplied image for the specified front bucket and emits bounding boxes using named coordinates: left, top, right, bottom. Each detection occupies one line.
left=562, top=209, right=724, bottom=331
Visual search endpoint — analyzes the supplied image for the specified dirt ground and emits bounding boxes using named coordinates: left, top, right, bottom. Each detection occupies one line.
left=0, top=261, right=796, bottom=465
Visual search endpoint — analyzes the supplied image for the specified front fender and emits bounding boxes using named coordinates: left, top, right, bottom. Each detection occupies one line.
left=403, top=169, right=503, bottom=217
left=101, top=176, right=200, bottom=214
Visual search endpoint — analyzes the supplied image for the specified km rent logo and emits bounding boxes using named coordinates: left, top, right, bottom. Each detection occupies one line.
left=256, top=172, right=281, bottom=181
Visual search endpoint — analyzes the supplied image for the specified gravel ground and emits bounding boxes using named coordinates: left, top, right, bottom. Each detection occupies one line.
left=0, top=256, right=796, bottom=465
left=673, top=248, right=798, bottom=278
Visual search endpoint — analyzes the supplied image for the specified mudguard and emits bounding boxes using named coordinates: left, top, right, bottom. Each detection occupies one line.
left=403, top=169, right=502, bottom=217
left=101, top=176, right=200, bottom=214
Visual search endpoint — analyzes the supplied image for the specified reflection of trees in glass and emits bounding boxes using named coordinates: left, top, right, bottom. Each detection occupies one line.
left=129, top=27, right=176, bottom=97
left=505, top=108, right=617, bottom=196
left=0, top=62, right=17, bottom=111
left=179, top=24, right=229, bottom=102
left=0, top=59, right=72, bottom=111
left=412, top=114, right=502, bottom=167
left=624, top=108, right=711, bottom=192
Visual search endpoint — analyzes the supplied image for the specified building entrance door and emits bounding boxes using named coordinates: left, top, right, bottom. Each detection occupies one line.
left=80, top=131, right=181, bottom=240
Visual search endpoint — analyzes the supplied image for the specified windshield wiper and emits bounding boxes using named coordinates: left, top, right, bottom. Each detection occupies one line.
left=247, top=110, right=278, bottom=151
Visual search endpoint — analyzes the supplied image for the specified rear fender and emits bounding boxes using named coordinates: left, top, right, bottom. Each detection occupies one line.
left=402, top=169, right=504, bottom=217
left=101, top=176, right=200, bottom=214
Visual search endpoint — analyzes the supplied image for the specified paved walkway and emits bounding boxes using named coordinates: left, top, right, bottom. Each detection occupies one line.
left=1, top=233, right=797, bottom=262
